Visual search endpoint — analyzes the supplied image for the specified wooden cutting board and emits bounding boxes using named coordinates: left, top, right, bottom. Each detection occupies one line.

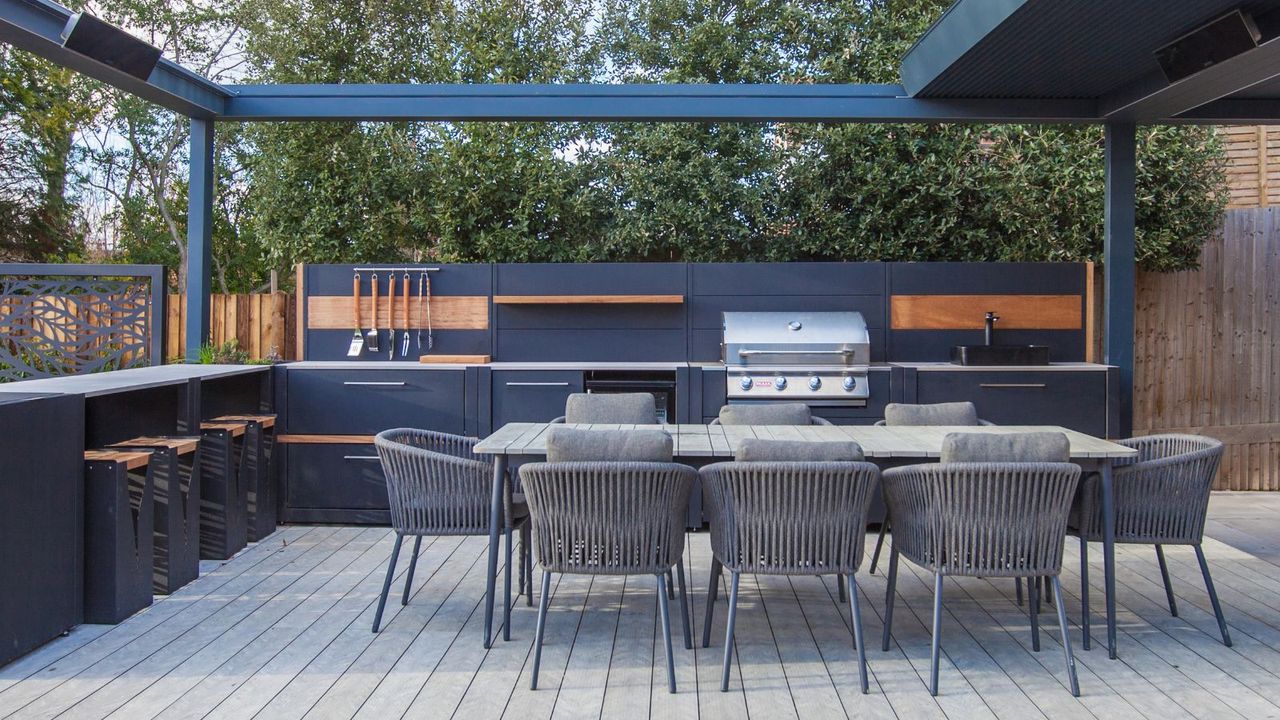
left=418, top=354, right=491, bottom=364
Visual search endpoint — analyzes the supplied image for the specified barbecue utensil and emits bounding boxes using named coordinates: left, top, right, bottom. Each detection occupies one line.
left=401, top=272, right=411, bottom=357
left=365, top=272, right=380, bottom=353
left=387, top=273, right=396, bottom=359
left=347, top=272, right=364, bottom=356
left=416, top=272, right=425, bottom=351
left=424, top=271, right=434, bottom=351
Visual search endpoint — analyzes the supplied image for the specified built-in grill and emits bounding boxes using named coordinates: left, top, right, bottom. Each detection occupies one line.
left=722, top=311, right=871, bottom=406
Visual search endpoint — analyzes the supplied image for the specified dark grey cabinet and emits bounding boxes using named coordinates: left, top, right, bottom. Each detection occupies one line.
left=285, top=368, right=466, bottom=435
left=491, top=370, right=583, bottom=426
left=0, top=392, right=84, bottom=665
left=285, top=443, right=390, bottom=524
left=912, top=369, right=1110, bottom=436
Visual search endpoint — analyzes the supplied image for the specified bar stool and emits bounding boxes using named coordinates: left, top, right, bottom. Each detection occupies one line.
left=199, top=421, right=250, bottom=560
left=83, top=449, right=155, bottom=624
left=108, top=436, right=201, bottom=594
left=214, top=414, right=277, bottom=541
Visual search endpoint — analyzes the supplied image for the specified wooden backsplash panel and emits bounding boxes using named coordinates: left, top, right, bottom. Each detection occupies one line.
left=307, top=296, right=489, bottom=330
left=891, top=294, right=1082, bottom=330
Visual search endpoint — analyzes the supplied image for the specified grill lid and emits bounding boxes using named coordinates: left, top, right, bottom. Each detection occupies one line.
left=722, top=311, right=870, bottom=366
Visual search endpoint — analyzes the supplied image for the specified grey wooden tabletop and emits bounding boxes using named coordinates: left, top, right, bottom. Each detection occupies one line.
left=473, top=423, right=1138, bottom=460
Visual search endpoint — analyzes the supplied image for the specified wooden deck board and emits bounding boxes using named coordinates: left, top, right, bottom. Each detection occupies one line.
left=6, top=496, right=1280, bottom=719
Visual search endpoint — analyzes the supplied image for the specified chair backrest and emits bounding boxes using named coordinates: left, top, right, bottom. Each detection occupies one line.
left=716, top=403, right=812, bottom=426
left=1078, top=433, right=1224, bottom=544
left=375, top=428, right=492, bottom=536
left=881, top=460, right=1081, bottom=578
left=544, top=427, right=673, bottom=463
left=734, top=438, right=864, bottom=462
left=563, top=393, right=658, bottom=424
left=519, top=461, right=697, bottom=575
left=700, top=461, right=881, bottom=576
left=940, top=431, right=1070, bottom=463
left=879, top=401, right=987, bottom=426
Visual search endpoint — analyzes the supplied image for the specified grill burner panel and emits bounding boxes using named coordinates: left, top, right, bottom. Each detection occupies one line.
left=722, top=311, right=871, bottom=404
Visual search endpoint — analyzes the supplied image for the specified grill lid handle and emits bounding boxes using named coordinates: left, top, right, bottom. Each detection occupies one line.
left=737, top=349, right=856, bottom=356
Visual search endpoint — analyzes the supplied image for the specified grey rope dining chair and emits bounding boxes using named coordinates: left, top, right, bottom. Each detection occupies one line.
left=880, top=432, right=1082, bottom=697
left=548, top=392, right=658, bottom=424
left=372, top=429, right=532, bottom=634
left=520, top=427, right=697, bottom=694
left=1071, top=434, right=1230, bottom=646
left=701, top=438, right=880, bottom=694
left=709, top=402, right=834, bottom=426
left=869, top=402, right=993, bottom=576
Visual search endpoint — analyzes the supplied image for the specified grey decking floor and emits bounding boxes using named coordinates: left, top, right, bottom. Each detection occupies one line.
left=4, top=494, right=1280, bottom=719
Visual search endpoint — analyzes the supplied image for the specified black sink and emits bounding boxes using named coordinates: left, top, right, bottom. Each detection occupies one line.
left=950, top=344, right=1050, bottom=366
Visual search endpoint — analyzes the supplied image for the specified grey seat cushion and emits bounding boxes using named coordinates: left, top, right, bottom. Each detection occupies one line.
left=717, top=403, right=812, bottom=426
left=940, top=431, right=1071, bottom=463
left=545, top=427, right=673, bottom=463
left=734, top=439, right=865, bottom=462
left=563, top=393, right=657, bottom=424
left=884, top=401, right=980, bottom=426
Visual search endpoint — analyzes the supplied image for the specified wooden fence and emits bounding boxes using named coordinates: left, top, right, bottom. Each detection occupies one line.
left=1134, top=206, right=1280, bottom=490
left=165, top=293, right=297, bottom=362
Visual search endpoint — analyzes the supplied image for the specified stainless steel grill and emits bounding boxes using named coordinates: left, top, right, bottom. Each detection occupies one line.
left=722, top=311, right=871, bottom=405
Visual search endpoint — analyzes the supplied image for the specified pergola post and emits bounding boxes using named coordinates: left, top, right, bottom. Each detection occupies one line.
left=185, top=117, right=214, bottom=361
left=1104, top=122, right=1136, bottom=438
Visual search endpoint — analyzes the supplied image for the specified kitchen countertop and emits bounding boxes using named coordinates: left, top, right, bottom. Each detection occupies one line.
left=0, top=364, right=269, bottom=398
left=283, top=360, right=1114, bottom=371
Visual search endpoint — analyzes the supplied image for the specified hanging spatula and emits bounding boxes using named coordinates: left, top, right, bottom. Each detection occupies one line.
left=346, top=272, right=364, bottom=356
left=365, top=272, right=380, bottom=353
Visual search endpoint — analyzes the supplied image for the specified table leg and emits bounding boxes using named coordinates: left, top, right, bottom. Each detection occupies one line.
left=483, top=454, right=507, bottom=649
left=1100, top=461, right=1117, bottom=659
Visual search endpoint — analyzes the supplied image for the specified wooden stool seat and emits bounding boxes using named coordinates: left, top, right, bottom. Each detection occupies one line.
left=112, top=436, right=201, bottom=455
left=84, top=449, right=152, bottom=471
left=201, top=421, right=248, bottom=437
left=214, top=414, right=276, bottom=429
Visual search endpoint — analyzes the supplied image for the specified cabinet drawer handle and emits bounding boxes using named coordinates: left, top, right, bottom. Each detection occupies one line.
left=505, top=382, right=572, bottom=387
left=342, top=381, right=407, bottom=387
left=343, top=455, right=380, bottom=461
left=979, top=383, right=1048, bottom=389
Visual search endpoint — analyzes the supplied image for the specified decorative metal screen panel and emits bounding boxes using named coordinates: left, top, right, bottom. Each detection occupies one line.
left=0, top=265, right=165, bottom=381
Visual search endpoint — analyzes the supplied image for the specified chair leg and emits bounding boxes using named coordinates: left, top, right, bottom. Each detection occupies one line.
left=1051, top=577, right=1081, bottom=697
left=372, top=533, right=403, bottom=633
left=838, top=574, right=848, bottom=603
left=869, top=521, right=890, bottom=574
left=666, top=570, right=676, bottom=599
left=1079, top=537, right=1091, bottom=651
left=882, top=549, right=899, bottom=652
left=503, top=526, right=514, bottom=641
left=531, top=570, right=552, bottom=690
left=657, top=573, right=677, bottom=694
left=930, top=573, right=943, bottom=697
left=676, top=559, right=692, bottom=650
left=1155, top=545, right=1178, bottom=617
left=524, top=524, right=534, bottom=607
left=401, top=535, right=422, bottom=606
left=721, top=571, right=741, bottom=692
left=1028, top=576, right=1041, bottom=652
left=703, top=559, right=720, bottom=648
left=1015, top=577, right=1023, bottom=606
left=848, top=574, right=869, bottom=695
left=1194, top=545, right=1232, bottom=647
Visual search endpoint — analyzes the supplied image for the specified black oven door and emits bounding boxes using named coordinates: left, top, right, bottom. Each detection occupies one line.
left=583, top=371, right=677, bottom=424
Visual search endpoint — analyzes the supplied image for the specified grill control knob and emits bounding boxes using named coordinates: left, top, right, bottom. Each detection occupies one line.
left=808, top=376, right=822, bottom=391
left=774, top=376, right=788, bottom=391
left=842, top=375, right=857, bottom=391
left=739, top=375, right=753, bottom=391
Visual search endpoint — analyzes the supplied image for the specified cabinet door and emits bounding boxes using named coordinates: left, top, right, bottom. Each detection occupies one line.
left=284, top=443, right=390, bottom=524
left=914, top=371, right=1107, bottom=436
left=492, top=370, right=583, bottom=426
left=286, top=369, right=465, bottom=435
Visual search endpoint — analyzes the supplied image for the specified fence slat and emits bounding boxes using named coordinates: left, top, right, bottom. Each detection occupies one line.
left=164, top=292, right=296, bottom=362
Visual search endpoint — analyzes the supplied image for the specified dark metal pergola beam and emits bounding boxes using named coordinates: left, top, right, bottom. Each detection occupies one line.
left=0, top=0, right=227, bottom=118
left=219, top=83, right=1098, bottom=123
left=1101, top=35, right=1280, bottom=121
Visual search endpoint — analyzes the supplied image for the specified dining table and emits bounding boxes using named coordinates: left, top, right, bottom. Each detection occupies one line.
left=472, top=422, right=1138, bottom=658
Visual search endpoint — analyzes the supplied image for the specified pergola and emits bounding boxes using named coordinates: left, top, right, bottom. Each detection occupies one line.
left=6, top=0, right=1280, bottom=439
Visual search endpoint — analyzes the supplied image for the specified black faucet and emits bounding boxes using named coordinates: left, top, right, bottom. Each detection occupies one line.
left=984, top=311, right=999, bottom=346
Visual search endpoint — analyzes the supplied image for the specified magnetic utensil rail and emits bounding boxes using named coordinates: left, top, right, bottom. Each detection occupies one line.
left=352, top=267, right=442, bottom=273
